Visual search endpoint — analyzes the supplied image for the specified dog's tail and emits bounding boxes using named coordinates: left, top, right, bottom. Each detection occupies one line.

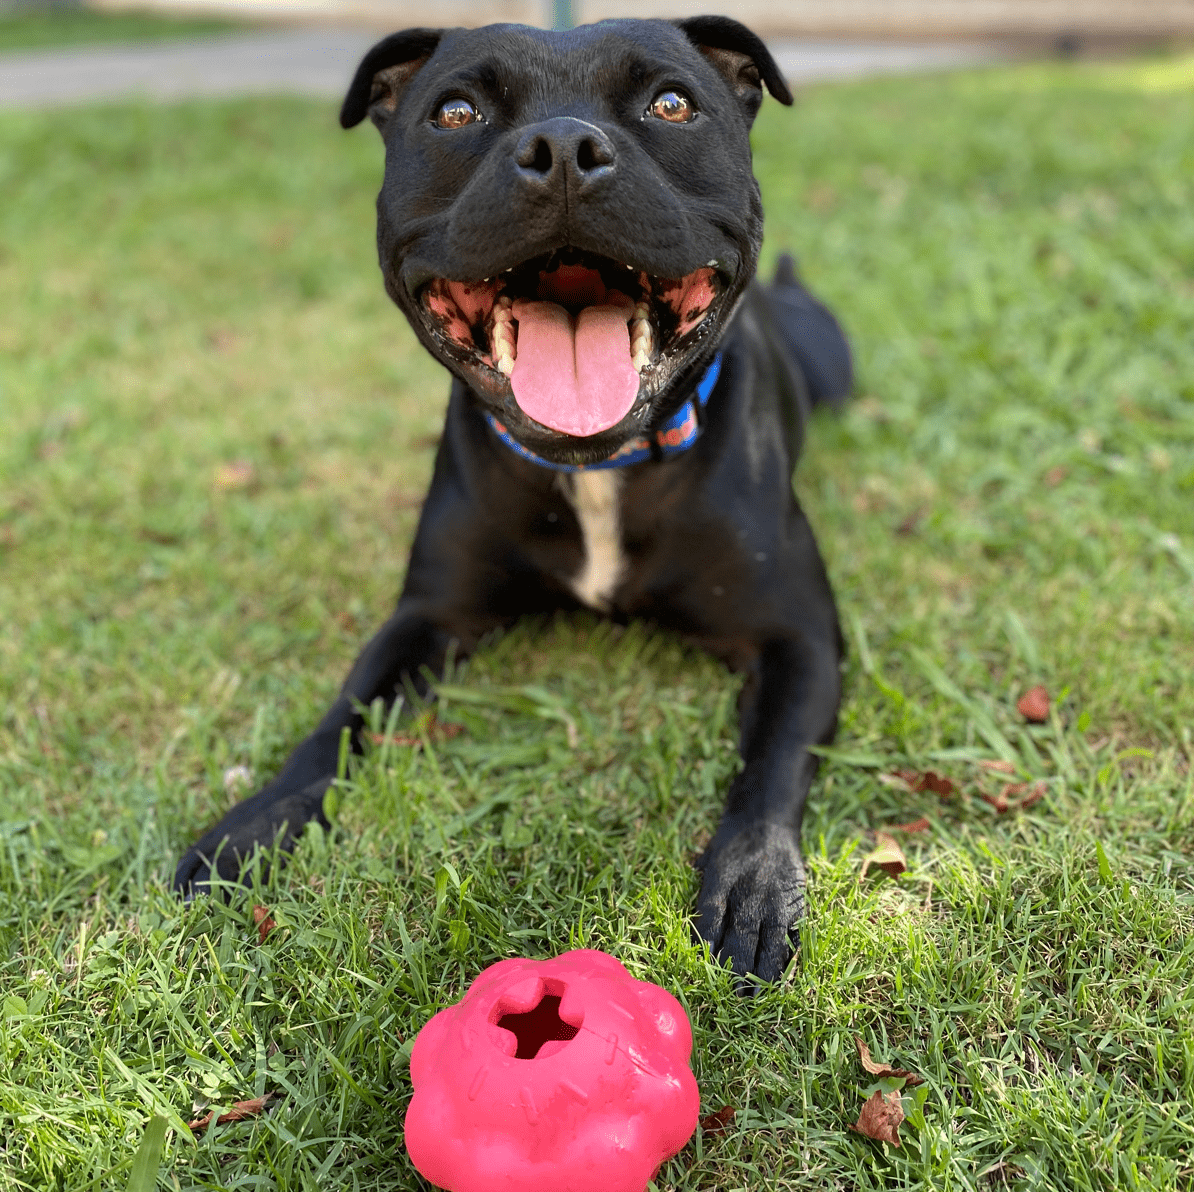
left=766, top=254, right=853, bottom=409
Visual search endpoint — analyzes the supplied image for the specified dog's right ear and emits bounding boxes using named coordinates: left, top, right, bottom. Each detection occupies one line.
left=340, top=28, right=444, bottom=132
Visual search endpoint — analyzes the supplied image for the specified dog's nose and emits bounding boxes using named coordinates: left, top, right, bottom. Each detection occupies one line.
left=515, top=117, right=615, bottom=188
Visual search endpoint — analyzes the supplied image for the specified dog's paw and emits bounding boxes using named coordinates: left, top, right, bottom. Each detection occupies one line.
left=173, top=777, right=332, bottom=899
left=694, top=819, right=806, bottom=991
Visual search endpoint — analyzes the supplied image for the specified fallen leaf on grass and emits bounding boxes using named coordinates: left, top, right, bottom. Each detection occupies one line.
left=860, top=832, right=907, bottom=880
left=367, top=715, right=465, bottom=749
left=888, top=769, right=956, bottom=797
left=1017, top=685, right=1050, bottom=723
left=251, top=905, right=276, bottom=943
left=981, top=1159, right=1028, bottom=1185
left=978, top=759, right=1016, bottom=775
left=981, top=780, right=1047, bottom=814
left=207, top=327, right=239, bottom=354
left=849, top=1089, right=904, bottom=1146
left=213, top=460, right=256, bottom=492
left=223, top=764, right=252, bottom=795
left=855, top=1037, right=925, bottom=1086
left=1017, top=782, right=1047, bottom=809
left=887, top=816, right=931, bottom=834
left=188, top=1093, right=277, bottom=1134
left=700, top=1106, right=736, bottom=1135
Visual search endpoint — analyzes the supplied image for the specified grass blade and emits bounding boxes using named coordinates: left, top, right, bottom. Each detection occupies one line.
left=909, top=648, right=1018, bottom=764
left=124, top=1116, right=167, bottom=1192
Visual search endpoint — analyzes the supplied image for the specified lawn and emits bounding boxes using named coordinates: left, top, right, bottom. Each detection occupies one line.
left=0, top=5, right=248, bottom=53
left=1, top=48, right=1193, bottom=1192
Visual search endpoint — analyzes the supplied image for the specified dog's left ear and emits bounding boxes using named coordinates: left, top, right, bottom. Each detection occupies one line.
left=340, top=28, right=444, bottom=132
left=674, top=16, right=793, bottom=123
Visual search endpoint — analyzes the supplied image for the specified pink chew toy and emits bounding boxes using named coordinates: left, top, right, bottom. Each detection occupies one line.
left=404, top=948, right=700, bottom=1192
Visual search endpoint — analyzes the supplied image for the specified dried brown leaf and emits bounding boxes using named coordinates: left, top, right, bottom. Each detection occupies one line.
left=188, top=1093, right=277, bottom=1134
left=921, top=770, right=956, bottom=796
left=207, top=327, right=238, bottom=354
left=893, top=769, right=956, bottom=797
left=213, top=460, right=255, bottom=492
left=700, top=1106, right=736, bottom=1136
left=887, top=816, right=931, bottom=834
left=1017, top=780, right=1047, bottom=809
left=251, top=905, right=276, bottom=944
left=860, top=832, right=907, bottom=880
left=981, top=1159, right=1028, bottom=1185
left=855, top=1037, right=925, bottom=1086
left=367, top=715, right=465, bottom=749
left=978, top=759, right=1016, bottom=774
left=983, top=780, right=1047, bottom=814
left=980, top=790, right=1010, bottom=813
left=849, top=1088, right=904, bottom=1146
left=1017, top=685, right=1050, bottom=723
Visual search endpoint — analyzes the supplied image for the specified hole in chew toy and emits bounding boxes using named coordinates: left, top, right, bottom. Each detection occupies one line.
left=495, top=985, right=581, bottom=1060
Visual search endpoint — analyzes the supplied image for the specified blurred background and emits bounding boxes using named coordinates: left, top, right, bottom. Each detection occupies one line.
left=25, top=0, right=1194, bottom=40
left=3, top=0, right=1193, bottom=107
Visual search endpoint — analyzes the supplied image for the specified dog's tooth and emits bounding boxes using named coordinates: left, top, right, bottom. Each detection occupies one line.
left=493, top=306, right=513, bottom=324
left=633, top=303, right=650, bottom=321
left=496, top=294, right=512, bottom=309
left=631, top=348, right=651, bottom=373
left=630, top=318, right=652, bottom=359
left=496, top=353, right=515, bottom=377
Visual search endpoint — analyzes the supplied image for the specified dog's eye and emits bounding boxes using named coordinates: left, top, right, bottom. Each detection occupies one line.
left=436, top=98, right=480, bottom=129
left=648, top=90, right=696, bottom=124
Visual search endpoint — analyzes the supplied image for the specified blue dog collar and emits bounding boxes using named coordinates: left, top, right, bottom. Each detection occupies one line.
left=484, top=351, right=723, bottom=473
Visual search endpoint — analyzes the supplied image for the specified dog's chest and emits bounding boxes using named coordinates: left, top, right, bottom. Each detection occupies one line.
left=562, top=472, right=626, bottom=612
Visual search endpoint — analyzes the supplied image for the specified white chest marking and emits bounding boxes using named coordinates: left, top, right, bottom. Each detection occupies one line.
left=564, top=471, right=626, bottom=612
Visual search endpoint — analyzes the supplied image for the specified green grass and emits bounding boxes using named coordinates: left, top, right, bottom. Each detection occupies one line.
left=2, top=49, right=1194, bottom=1192
left=0, top=4, right=249, bottom=53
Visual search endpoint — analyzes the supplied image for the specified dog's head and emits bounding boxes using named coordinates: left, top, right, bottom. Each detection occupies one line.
left=342, top=17, right=791, bottom=466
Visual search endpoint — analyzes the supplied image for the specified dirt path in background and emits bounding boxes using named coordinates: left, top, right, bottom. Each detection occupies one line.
left=0, top=27, right=1007, bottom=108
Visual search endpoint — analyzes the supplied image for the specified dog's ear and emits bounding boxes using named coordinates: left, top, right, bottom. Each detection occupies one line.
left=340, top=28, right=444, bottom=132
left=673, top=16, right=793, bottom=123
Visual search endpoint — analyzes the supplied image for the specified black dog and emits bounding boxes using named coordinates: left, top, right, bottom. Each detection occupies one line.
left=175, top=16, right=850, bottom=986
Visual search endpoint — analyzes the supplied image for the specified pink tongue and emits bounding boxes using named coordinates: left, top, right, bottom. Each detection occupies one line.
left=509, top=299, right=639, bottom=437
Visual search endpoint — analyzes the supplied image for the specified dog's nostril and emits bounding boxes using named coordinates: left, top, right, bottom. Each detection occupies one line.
left=576, top=136, right=613, bottom=174
left=518, top=136, right=554, bottom=175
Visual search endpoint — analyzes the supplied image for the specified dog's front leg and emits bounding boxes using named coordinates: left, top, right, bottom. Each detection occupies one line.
left=173, top=608, right=454, bottom=896
left=695, top=624, right=841, bottom=988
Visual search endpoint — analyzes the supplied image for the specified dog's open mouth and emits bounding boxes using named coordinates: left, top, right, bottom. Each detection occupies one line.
left=418, top=249, right=725, bottom=439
